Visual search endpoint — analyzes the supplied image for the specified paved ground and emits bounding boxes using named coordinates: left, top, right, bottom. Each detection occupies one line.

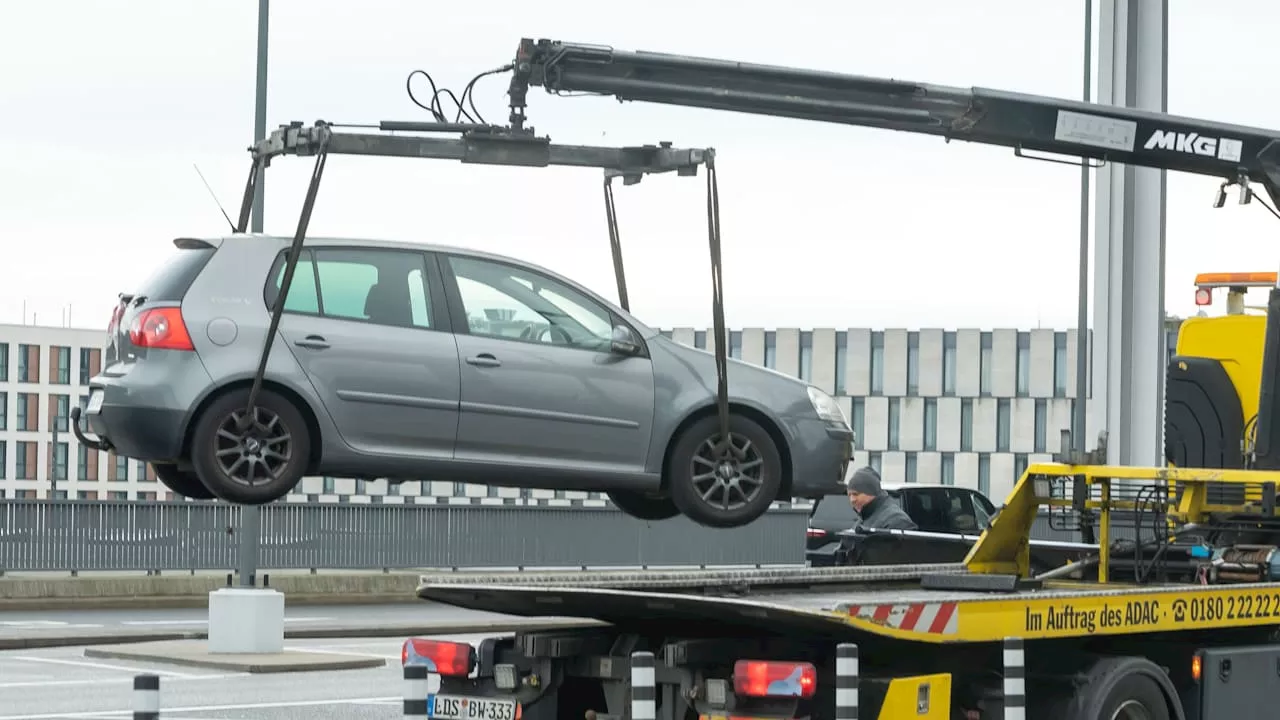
left=0, top=603, right=517, bottom=641
left=0, top=632, right=506, bottom=719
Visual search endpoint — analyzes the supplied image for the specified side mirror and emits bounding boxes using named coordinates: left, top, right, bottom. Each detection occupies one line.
left=610, top=325, right=642, bottom=356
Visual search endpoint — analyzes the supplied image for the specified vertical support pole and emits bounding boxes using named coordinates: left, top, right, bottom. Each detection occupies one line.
left=132, top=674, right=160, bottom=720
left=631, top=651, right=657, bottom=720
left=1002, top=638, right=1026, bottom=720
left=1091, top=0, right=1169, bottom=466
left=403, top=664, right=428, bottom=717
left=239, top=0, right=270, bottom=588
left=835, top=643, right=859, bottom=720
left=1073, top=0, right=1093, bottom=455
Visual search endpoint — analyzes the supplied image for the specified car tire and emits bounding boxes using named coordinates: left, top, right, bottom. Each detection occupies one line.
left=607, top=490, right=681, bottom=521
left=190, top=388, right=311, bottom=505
left=668, top=413, right=783, bottom=529
left=152, top=463, right=217, bottom=500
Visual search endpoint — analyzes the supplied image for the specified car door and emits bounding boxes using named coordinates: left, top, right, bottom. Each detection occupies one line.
left=441, top=253, right=655, bottom=473
left=272, top=246, right=461, bottom=458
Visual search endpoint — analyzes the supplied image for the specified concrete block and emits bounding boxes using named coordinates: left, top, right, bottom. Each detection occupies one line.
left=208, top=588, right=284, bottom=654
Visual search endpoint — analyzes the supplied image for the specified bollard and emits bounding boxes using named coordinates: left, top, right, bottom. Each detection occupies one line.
left=630, top=651, right=657, bottom=720
left=404, top=664, right=429, bottom=716
left=835, top=643, right=859, bottom=720
left=1002, top=637, right=1026, bottom=720
left=132, top=674, right=160, bottom=720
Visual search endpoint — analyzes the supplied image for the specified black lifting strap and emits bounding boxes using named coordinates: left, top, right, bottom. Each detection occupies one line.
left=704, top=156, right=731, bottom=455
left=603, top=176, right=630, bottom=312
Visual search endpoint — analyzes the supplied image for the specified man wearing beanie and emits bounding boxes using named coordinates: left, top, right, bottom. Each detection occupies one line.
left=845, top=466, right=917, bottom=530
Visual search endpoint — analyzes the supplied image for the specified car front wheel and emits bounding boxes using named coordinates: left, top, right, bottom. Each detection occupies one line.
left=668, top=413, right=782, bottom=528
left=152, top=463, right=217, bottom=500
left=190, top=388, right=310, bottom=505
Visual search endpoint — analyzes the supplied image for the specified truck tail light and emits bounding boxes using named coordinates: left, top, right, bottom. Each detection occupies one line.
left=733, top=660, right=817, bottom=699
left=402, top=638, right=475, bottom=677
left=128, top=307, right=194, bottom=351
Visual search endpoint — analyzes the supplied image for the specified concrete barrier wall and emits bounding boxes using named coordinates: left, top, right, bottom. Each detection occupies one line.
left=0, top=500, right=809, bottom=573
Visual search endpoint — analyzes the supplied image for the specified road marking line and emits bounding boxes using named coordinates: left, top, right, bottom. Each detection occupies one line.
left=287, top=646, right=399, bottom=660
left=0, top=695, right=402, bottom=719
left=0, top=673, right=236, bottom=689
left=9, top=656, right=204, bottom=678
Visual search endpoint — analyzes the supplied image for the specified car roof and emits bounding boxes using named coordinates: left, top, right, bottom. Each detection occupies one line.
left=881, top=482, right=971, bottom=492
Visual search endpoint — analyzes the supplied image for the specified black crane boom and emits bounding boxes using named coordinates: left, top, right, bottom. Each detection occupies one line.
left=508, top=38, right=1280, bottom=206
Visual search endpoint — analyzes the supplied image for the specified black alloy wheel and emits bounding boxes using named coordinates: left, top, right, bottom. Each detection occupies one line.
left=191, top=388, right=310, bottom=505
left=669, top=413, right=782, bottom=528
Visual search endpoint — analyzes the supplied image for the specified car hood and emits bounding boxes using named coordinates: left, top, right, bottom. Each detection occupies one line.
left=649, top=336, right=823, bottom=420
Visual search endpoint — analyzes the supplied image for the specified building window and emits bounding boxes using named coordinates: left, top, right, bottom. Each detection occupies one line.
left=77, top=490, right=98, bottom=500
left=906, top=332, right=920, bottom=395
left=942, top=332, right=957, bottom=396
left=1034, top=399, right=1048, bottom=453
left=108, top=491, right=128, bottom=501
left=324, top=477, right=336, bottom=494
left=941, top=452, right=955, bottom=485
left=79, top=347, right=101, bottom=385
left=112, top=455, right=129, bottom=481
left=923, top=398, right=938, bottom=451
left=905, top=453, right=918, bottom=483
left=798, top=331, right=813, bottom=381
left=996, top=399, right=1011, bottom=452
left=729, top=331, right=743, bottom=359
left=0, top=391, right=6, bottom=431
left=15, top=441, right=36, bottom=480
left=0, top=441, right=6, bottom=479
left=51, top=346, right=71, bottom=385
left=15, top=393, right=36, bottom=432
left=834, top=331, right=847, bottom=395
left=870, top=332, right=885, bottom=394
left=851, top=398, right=865, bottom=447
left=868, top=451, right=882, bottom=474
left=1016, top=332, right=1030, bottom=397
left=979, top=332, right=993, bottom=396
left=960, top=399, right=973, bottom=452
left=18, top=344, right=39, bottom=383
left=0, top=342, right=8, bottom=382
left=78, top=444, right=90, bottom=480
left=355, top=479, right=367, bottom=495
left=660, top=330, right=672, bottom=339
left=764, top=331, right=777, bottom=369
left=51, top=442, right=68, bottom=481
left=1014, top=453, right=1029, bottom=482
left=50, top=394, right=70, bottom=433
left=136, top=460, right=148, bottom=480
left=978, top=453, right=991, bottom=496
left=1053, top=332, right=1068, bottom=398
left=693, top=330, right=707, bottom=350
left=887, top=398, right=901, bottom=451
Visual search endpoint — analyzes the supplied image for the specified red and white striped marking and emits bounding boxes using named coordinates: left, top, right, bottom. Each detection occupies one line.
left=842, top=601, right=959, bottom=635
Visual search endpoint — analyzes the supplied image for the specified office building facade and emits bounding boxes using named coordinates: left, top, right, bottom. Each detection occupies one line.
left=0, top=322, right=1179, bottom=505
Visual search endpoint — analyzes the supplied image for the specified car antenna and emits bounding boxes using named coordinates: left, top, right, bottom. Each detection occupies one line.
left=192, top=163, right=236, bottom=233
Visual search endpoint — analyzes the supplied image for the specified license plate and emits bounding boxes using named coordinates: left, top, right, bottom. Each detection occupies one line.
left=427, top=694, right=518, bottom=720
left=86, top=391, right=105, bottom=415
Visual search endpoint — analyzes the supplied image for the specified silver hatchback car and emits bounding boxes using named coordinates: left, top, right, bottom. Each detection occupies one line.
left=73, top=235, right=854, bottom=528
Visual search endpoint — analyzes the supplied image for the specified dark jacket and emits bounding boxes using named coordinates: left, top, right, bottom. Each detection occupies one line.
left=857, top=494, right=918, bottom=531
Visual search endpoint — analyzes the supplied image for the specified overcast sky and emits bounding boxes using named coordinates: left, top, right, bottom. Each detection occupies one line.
left=3, top=0, right=1278, bottom=332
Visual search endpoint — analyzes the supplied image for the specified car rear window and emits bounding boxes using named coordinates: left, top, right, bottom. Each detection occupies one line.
left=134, top=243, right=217, bottom=302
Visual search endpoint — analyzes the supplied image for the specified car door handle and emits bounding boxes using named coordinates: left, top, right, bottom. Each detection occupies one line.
left=294, top=335, right=330, bottom=350
left=466, top=353, right=501, bottom=368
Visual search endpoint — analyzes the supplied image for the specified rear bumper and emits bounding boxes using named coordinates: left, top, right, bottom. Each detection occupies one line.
left=788, top=419, right=854, bottom=496
left=81, top=403, right=187, bottom=460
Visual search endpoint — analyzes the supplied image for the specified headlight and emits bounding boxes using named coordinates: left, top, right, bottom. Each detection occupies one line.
left=807, top=386, right=848, bottom=425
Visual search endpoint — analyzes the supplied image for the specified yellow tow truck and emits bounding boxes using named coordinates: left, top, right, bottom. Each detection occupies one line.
left=237, top=36, right=1280, bottom=720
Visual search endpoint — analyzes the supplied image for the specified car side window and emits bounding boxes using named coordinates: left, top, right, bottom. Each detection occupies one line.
left=943, top=488, right=983, bottom=533
left=447, top=255, right=615, bottom=351
left=269, top=248, right=433, bottom=330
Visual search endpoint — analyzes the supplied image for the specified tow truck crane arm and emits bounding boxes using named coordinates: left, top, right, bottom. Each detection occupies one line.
left=507, top=38, right=1280, bottom=207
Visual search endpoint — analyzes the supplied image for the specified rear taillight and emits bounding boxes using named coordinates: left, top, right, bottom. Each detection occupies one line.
left=128, top=307, right=194, bottom=351
left=733, top=660, right=817, bottom=699
left=402, top=638, right=475, bottom=676
left=806, top=528, right=828, bottom=539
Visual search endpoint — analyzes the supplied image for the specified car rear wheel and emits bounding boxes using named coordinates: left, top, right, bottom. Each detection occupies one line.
left=668, top=413, right=782, bottom=528
left=607, top=490, right=681, bottom=521
left=152, top=463, right=217, bottom=500
left=190, top=388, right=310, bottom=505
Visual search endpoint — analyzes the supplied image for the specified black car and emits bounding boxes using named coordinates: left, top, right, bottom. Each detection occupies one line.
left=807, top=483, right=1093, bottom=573
left=806, top=483, right=998, bottom=567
